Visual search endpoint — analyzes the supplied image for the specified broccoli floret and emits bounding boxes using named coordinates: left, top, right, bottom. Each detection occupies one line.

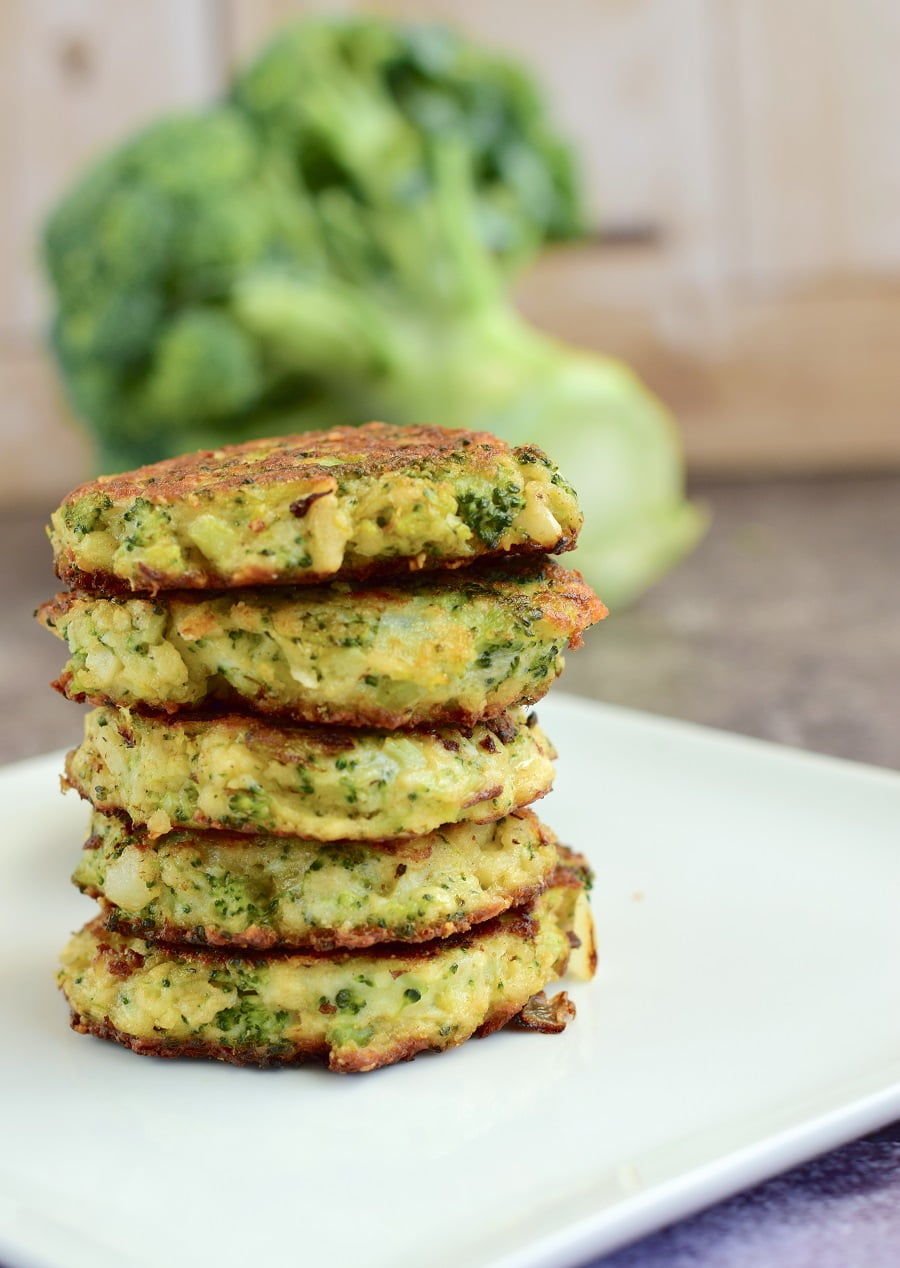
left=122, top=110, right=259, bottom=195
left=140, top=310, right=262, bottom=427
left=232, top=18, right=582, bottom=259
left=455, top=482, right=525, bottom=549
left=54, top=288, right=163, bottom=368
left=43, top=108, right=306, bottom=452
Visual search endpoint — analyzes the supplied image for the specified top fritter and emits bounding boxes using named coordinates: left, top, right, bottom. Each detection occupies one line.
left=49, top=423, right=582, bottom=593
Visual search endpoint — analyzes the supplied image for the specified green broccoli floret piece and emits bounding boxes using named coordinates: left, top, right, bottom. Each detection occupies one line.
left=233, top=18, right=582, bottom=265
left=140, top=310, right=262, bottom=426
left=44, top=108, right=317, bottom=455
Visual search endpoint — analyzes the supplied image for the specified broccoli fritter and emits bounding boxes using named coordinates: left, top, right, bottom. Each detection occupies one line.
left=58, top=869, right=594, bottom=1072
left=75, top=809, right=561, bottom=950
left=39, top=558, right=604, bottom=727
left=49, top=423, right=582, bottom=592
left=64, top=706, right=556, bottom=841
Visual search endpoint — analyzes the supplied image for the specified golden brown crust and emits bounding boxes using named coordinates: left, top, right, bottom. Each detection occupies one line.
left=72, top=876, right=579, bottom=970
left=68, top=1010, right=332, bottom=1069
left=59, top=423, right=520, bottom=506
left=86, top=807, right=546, bottom=860
left=68, top=707, right=464, bottom=759
left=67, top=999, right=539, bottom=1073
left=41, top=558, right=602, bottom=623
left=53, top=684, right=510, bottom=731
left=534, top=567, right=607, bottom=651
left=80, top=808, right=446, bottom=857
left=550, top=847, right=593, bottom=887
left=60, top=708, right=516, bottom=764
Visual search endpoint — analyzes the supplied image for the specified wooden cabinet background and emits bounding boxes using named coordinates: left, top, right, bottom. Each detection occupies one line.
left=3, top=0, right=899, bottom=502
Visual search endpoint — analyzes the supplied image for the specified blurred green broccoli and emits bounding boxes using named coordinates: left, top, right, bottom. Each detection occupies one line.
left=42, top=16, right=702, bottom=605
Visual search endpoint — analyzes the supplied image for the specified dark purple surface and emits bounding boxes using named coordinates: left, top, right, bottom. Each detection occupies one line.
left=590, top=1122, right=900, bottom=1268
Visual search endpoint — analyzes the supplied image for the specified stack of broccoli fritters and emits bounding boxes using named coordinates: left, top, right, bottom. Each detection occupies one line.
left=40, top=423, right=605, bottom=1072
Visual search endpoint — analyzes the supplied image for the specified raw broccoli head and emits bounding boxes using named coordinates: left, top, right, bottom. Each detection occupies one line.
left=41, top=17, right=702, bottom=604
left=43, top=19, right=583, bottom=467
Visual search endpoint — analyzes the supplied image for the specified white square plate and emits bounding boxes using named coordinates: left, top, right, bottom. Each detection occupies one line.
left=2, top=694, right=899, bottom=1268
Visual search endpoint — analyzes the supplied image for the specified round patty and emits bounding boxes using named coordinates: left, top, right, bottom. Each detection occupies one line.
left=49, top=423, right=582, bottom=593
left=74, top=809, right=561, bottom=950
left=58, top=872, right=593, bottom=1073
left=39, top=559, right=604, bottom=728
left=64, top=706, right=556, bottom=840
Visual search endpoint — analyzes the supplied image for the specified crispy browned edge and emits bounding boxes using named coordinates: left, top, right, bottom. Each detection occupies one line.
left=55, top=538, right=578, bottom=595
left=39, top=560, right=606, bottom=729
left=51, top=670, right=547, bottom=730
left=62, top=709, right=554, bottom=840
left=52, top=423, right=580, bottom=592
left=59, top=424, right=529, bottom=503
left=69, top=702, right=524, bottom=756
left=89, top=875, right=551, bottom=952
left=64, top=875, right=581, bottom=1072
left=79, top=819, right=576, bottom=951
left=67, top=998, right=537, bottom=1073
left=64, top=772, right=551, bottom=842
left=82, top=804, right=550, bottom=855
left=512, top=990, right=577, bottom=1033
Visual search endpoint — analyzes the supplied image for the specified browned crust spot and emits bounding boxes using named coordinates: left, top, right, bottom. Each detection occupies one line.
left=513, top=990, right=576, bottom=1034
left=59, top=424, right=527, bottom=504
left=39, top=557, right=601, bottom=626
left=74, top=706, right=523, bottom=749
left=68, top=1010, right=333, bottom=1069
left=83, top=801, right=550, bottom=852
left=552, top=845, right=594, bottom=890
left=81, top=806, right=499, bottom=856
left=460, top=783, right=503, bottom=810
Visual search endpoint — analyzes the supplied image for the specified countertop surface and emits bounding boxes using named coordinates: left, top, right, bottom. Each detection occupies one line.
left=3, top=474, right=898, bottom=1267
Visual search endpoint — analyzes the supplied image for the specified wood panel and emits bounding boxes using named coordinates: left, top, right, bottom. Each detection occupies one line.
left=0, top=344, right=88, bottom=505
left=726, top=0, right=900, bottom=285
left=0, top=0, right=222, bottom=337
left=516, top=247, right=900, bottom=474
